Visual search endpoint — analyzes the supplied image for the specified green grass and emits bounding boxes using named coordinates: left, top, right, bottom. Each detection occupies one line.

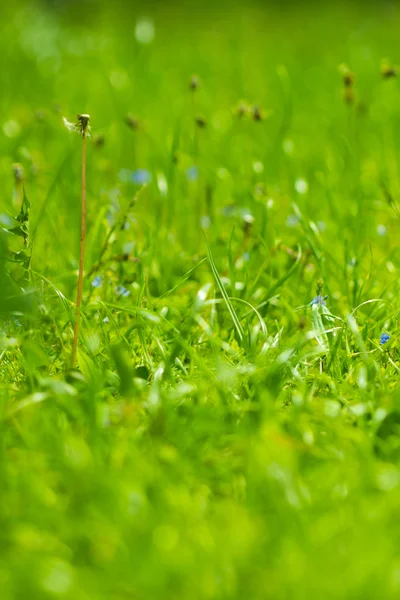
left=2, top=0, right=400, bottom=597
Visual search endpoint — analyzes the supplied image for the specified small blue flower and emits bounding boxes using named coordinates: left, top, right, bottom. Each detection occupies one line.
left=116, top=285, right=131, bottom=298
left=380, top=333, right=390, bottom=345
left=118, top=168, right=152, bottom=185
left=186, top=166, right=199, bottom=181
left=106, top=211, right=115, bottom=227
left=286, top=214, right=300, bottom=228
left=103, top=317, right=109, bottom=323
left=310, top=295, right=327, bottom=306
left=131, top=169, right=151, bottom=185
left=91, top=276, right=103, bottom=288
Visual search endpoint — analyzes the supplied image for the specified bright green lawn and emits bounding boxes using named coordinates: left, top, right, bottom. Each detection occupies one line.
left=2, top=0, right=400, bottom=598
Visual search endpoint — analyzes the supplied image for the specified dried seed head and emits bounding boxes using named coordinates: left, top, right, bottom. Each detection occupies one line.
left=382, top=63, right=397, bottom=78
left=63, top=114, right=91, bottom=138
left=189, top=75, right=200, bottom=91
left=93, top=134, right=105, bottom=148
left=242, top=213, right=255, bottom=235
left=252, top=105, right=263, bottom=121
left=343, top=72, right=355, bottom=87
left=195, top=115, right=207, bottom=128
left=338, top=64, right=355, bottom=88
left=12, top=163, right=24, bottom=183
left=77, top=114, right=91, bottom=138
left=235, top=101, right=249, bottom=118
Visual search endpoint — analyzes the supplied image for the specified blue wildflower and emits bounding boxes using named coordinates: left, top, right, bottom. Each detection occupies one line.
left=106, top=211, right=115, bottom=227
left=118, top=169, right=152, bottom=185
left=380, top=333, right=390, bottom=345
left=116, top=285, right=131, bottom=298
left=286, top=214, right=300, bottom=228
left=186, top=166, right=199, bottom=181
left=131, top=169, right=151, bottom=184
left=91, top=276, right=103, bottom=288
left=310, top=295, right=327, bottom=306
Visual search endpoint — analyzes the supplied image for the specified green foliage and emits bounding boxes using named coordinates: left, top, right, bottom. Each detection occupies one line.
left=2, top=1, right=400, bottom=598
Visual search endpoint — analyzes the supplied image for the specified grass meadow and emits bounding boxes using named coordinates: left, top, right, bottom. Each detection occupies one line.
left=2, top=0, right=400, bottom=597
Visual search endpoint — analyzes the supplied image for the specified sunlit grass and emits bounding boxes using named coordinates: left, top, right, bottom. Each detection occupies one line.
left=1, top=1, right=400, bottom=598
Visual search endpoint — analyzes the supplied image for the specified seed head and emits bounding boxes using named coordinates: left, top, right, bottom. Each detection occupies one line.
left=93, top=134, right=105, bottom=148
left=242, top=213, right=254, bottom=235
left=195, top=115, right=207, bottom=128
left=63, top=114, right=91, bottom=138
left=382, top=63, right=397, bottom=78
left=235, top=101, right=249, bottom=118
left=343, top=72, right=355, bottom=87
left=77, top=114, right=91, bottom=138
left=252, top=105, right=263, bottom=121
left=339, top=64, right=355, bottom=87
left=189, top=75, right=200, bottom=91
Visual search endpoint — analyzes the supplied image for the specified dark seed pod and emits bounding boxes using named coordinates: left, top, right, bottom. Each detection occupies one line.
left=252, top=105, right=264, bottom=121
left=235, top=101, right=249, bottom=118
left=343, top=72, right=355, bottom=87
left=382, top=64, right=397, bottom=78
left=189, top=75, right=200, bottom=91
left=93, top=134, right=105, bottom=148
left=195, top=115, right=207, bottom=128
